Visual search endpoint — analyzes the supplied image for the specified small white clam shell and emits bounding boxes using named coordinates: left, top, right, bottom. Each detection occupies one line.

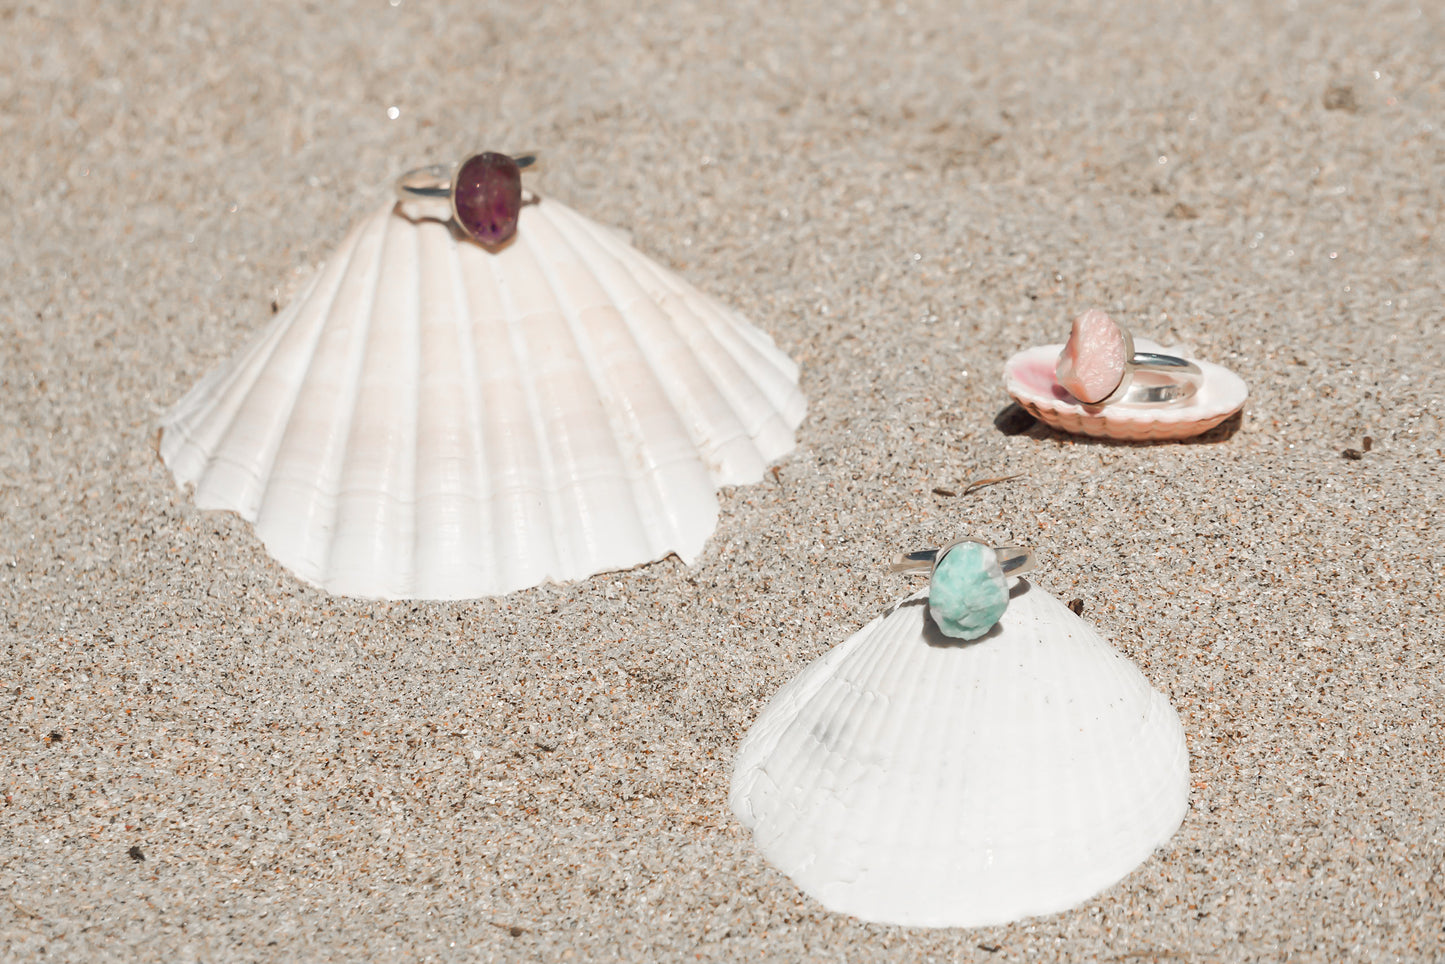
left=160, top=199, right=806, bottom=599
left=730, top=584, right=1189, bottom=928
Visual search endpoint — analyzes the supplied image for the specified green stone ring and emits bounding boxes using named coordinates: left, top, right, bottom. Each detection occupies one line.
left=889, top=539, right=1037, bottom=640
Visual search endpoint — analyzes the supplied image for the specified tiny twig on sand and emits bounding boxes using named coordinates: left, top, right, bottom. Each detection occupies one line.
left=963, top=473, right=1025, bottom=496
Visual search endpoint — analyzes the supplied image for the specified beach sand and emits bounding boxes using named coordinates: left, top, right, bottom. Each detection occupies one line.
left=2, top=1, right=1442, bottom=959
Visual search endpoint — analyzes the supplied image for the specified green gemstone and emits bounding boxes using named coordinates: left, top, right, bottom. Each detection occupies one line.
left=928, top=541, right=1010, bottom=640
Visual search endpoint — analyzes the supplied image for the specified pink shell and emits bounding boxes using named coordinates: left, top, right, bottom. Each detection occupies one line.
left=1004, top=341, right=1248, bottom=441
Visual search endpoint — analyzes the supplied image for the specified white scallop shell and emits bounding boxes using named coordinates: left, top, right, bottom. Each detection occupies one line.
left=1004, top=339, right=1247, bottom=441
left=730, top=584, right=1189, bottom=928
left=159, top=199, right=806, bottom=599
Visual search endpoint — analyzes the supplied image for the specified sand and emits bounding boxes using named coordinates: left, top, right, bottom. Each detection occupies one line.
left=2, top=0, right=1442, bottom=960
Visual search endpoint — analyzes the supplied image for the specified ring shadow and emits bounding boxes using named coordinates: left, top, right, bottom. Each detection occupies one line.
left=895, top=578, right=1035, bottom=649
left=993, top=402, right=1244, bottom=446
left=390, top=192, right=544, bottom=256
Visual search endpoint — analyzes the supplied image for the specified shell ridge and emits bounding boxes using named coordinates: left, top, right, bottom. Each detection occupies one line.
left=1017, top=599, right=1069, bottom=857
left=459, top=236, right=551, bottom=588
left=402, top=219, right=482, bottom=597
left=928, top=616, right=988, bottom=859
left=1045, top=693, right=1188, bottom=915
left=740, top=609, right=910, bottom=863
left=1089, top=626, right=1186, bottom=867
left=959, top=598, right=1028, bottom=835
left=1000, top=604, right=1185, bottom=910
left=545, top=203, right=761, bottom=469
left=247, top=208, right=395, bottom=582
left=161, top=254, right=344, bottom=497
left=660, top=286, right=806, bottom=463
left=556, top=204, right=801, bottom=474
left=1113, top=689, right=1190, bottom=828
left=636, top=266, right=805, bottom=433
left=591, top=216, right=798, bottom=393
left=743, top=598, right=913, bottom=781
left=159, top=271, right=319, bottom=475
left=827, top=597, right=918, bottom=772
left=159, top=313, right=294, bottom=485
left=533, top=201, right=735, bottom=526
left=753, top=678, right=859, bottom=854
left=843, top=597, right=939, bottom=842
left=161, top=255, right=340, bottom=433
left=1111, top=643, right=1170, bottom=813
left=310, top=208, right=397, bottom=585
left=535, top=201, right=700, bottom=449
left=773, top=608, right=894, bottom=755
left=666, top=287, right=807, bottom=430
left=897, top=603, right=973, bottom=863
left=1024, top=599, right=1141, bottom=857
left=819, top=662, right=914, bottom=881
left=732, top=613, right=881, bottom=814
left=522, top=206, right=680, bottom=557
left=444, top=225, right=498, bottom=592
left=1076, top=630, right=1163, bottom=849
left=199, top=215, right=377, bottom=506
left=491, top=229, right=571, bottom=581
left=511, top=220, right=654, bottom=575
left=794, top=674, right=881, bottom=807
left=529, top=211, right=721, bottom=565
left=402, top=215, right=426, bottom=595
left=324, top=210, right=425, bottom=594
left=653, top=286, right=804, bottom=435
left=707, top=296, right=801, bottom=380
left=210, top=272, right=343, bottom=500
left=222, top=219, right=375, bottom=530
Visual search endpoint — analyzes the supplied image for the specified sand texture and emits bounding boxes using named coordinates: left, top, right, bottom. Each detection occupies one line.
left=2, top=0, right=1443, bottom=960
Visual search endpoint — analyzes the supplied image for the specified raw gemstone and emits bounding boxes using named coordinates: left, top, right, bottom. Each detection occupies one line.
left=928, top=541, right=1010, bottom=640
left=453, top=152, right=522, bottom=246
left=1055, top=309, right=1127, bottom=404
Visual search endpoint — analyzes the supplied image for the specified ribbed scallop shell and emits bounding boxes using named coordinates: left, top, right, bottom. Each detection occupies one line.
left=159, top=199, right=806, bottom=599
left=730, top=584, right=1189, bottom=928
left=1004, top=340, right=1247, bottom=441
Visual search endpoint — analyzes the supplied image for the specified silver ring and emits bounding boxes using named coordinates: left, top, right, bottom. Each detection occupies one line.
left=890, top=539, right=1036, bottom=641
left=888, top=540, right=1035, bottom=578
left=395, top=151, right=538, bottom=248
left=1054, top=309, right=1203, bottom=406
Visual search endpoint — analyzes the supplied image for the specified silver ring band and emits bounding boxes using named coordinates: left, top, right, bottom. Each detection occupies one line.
left=394, top=153, right=538, bottom=203
left=888, top=540, right=1035, bottom=578
left=1099, top=327, right=1203, bottom=406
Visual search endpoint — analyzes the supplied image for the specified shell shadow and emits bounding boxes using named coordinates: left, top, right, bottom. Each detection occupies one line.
left=897, top=579, right=1035, bottom=649
left=992, top=402, right=1244, bottom=446
left=993, top=402, right=1039, bottom=436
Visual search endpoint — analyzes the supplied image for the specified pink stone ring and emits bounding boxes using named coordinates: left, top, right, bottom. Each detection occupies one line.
left=1054, top=309, right=1203, bottom=407
left=395, top=151, right=538, bottom=248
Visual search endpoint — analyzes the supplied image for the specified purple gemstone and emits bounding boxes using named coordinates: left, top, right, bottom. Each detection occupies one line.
left=452, top=152, right=522, bottom=246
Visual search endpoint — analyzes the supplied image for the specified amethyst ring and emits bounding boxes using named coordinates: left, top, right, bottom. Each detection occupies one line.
left=395, top=151, right=538, bottom=248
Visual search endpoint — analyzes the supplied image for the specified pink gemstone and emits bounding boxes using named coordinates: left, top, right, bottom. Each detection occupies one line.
left=1055, top=309, right=1128, bottom=404
left=453, top=153, right=522, bottom=246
